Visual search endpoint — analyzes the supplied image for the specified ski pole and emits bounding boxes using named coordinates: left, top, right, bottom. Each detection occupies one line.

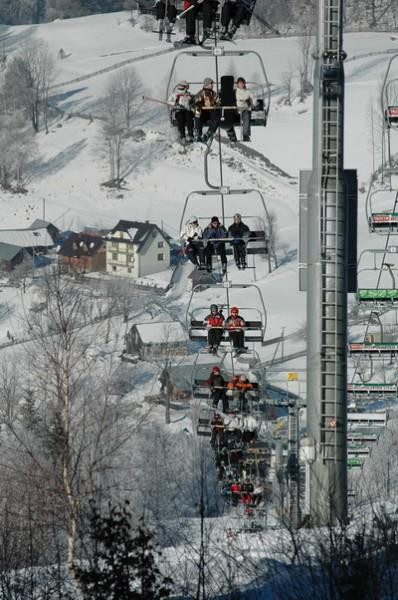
left=176, top=0, right=204, bottom=20
left=142, top=95, right=175, bottom=107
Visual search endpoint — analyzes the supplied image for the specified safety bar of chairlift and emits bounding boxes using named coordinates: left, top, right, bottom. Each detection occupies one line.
left=178, top=235, right=266, bottom=245
left=357, top=247, right=398, bottom=272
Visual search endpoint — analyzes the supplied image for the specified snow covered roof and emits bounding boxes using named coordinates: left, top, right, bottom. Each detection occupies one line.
left=0, top=228, right=54, bottom=248
left=58, top=232, right=104, bottom=257
left=135, top=321, right=187, bottom=345
left=108, top=220, right=170, bottom=251
left=0, top=243, right=24, bottom=262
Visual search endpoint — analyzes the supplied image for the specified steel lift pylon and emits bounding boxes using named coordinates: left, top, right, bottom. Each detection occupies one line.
left=299, top=0, right=358, bottom=525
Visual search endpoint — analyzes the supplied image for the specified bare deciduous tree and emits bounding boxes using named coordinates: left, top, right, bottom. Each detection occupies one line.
left=0, top=110, right=36, bottom=191
left=100, top=67, right=144, bottom=188
left=0, top=267, right=149, bottom=594
left=281, top=63, right=295, bottom=106
left=297, top=26, right=314, bottom=102
left=106, top=67, right=143, bottom=130
left=4, top=40, right=55, bottom=133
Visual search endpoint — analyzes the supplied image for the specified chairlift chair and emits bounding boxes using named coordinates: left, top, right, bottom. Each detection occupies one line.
left=166, top=47, right=271, bottom=128
left=186, top=282, right=267, bottom=342
left=366, top=188, right=398, bottom=234
left=356, top=248, right=398, bottom=304
left=178, top=188, right=276, bottom=272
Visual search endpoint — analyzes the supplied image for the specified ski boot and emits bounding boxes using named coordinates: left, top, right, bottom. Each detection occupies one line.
left=227, top=24, right=237, bottom=39
left=202, top=28, right=212, bottom=44
left=220, top=26, right=229, bottom=40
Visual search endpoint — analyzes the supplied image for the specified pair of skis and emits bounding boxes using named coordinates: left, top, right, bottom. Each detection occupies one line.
left=154, top=18, right=175, bottom=42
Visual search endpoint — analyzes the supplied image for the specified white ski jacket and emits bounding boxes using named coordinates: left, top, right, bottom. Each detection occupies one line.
left=180, top=222, right=203, bottom=242
left=168, top=91, right=193, bottom=110
left=235, top=87, right=256, bottom=110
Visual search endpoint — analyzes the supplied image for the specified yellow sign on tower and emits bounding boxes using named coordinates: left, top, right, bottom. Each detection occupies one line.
left=287, top=372, right=299, bottom=381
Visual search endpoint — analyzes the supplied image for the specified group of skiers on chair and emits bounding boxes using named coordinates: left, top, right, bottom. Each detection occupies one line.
left=206, top=365, right=254, bottom=412
left=203, top=304, right=247, bottom=354
left=169, top=76, right=256, bottom=143
left=155, top=0, right=254, bottom=45
left=181, top=214, right=250, bottom=273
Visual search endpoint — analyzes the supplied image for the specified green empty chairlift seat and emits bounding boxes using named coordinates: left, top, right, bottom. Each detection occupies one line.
left=357, top=288, right=398, bottom=304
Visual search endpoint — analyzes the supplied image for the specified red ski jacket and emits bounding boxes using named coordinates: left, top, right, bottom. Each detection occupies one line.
left=204, top=313, right=225, bottom=328
left=225, top=315, right=246, bottom=330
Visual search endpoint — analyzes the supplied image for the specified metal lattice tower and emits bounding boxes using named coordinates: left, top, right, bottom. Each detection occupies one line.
left=306, top=0, right=348, bottom=524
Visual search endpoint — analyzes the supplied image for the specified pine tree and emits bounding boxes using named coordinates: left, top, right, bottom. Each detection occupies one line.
left=74, top=501, right=173, bottom=600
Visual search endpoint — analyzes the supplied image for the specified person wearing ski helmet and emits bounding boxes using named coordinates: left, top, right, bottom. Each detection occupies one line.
left=155, top=0, right=177, bottom=27
left=168, top=80, right=194, bottom=143
left=228, top=213, right=250, bottom=269
left=180, top=215, right=205, bottom=268
left=193, top=78, right=221, bottom=143
left=203, top=216, right=228, bottom=274
left=225, top=306, right=246, bottom=353
left=206, top=365, right=229, bottom=412
left=181, top=0, right=218, bottom=46
left=227, top=372, right=253, bottom=412
left=203, top=304, right=225, bottom=353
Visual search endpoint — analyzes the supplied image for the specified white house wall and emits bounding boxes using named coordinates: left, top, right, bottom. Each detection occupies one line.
left=105, top=230, right=139, bottom=277
left=138, top=230, right=170, bottom=277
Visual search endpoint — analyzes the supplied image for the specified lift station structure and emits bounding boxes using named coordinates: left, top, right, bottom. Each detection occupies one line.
left=300, top=0, right=357, bottom=525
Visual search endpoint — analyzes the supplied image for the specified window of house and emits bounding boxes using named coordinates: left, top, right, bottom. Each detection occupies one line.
left=127, top=267, right=132, bottom=273
left=112, top=252, right=118, bottom=261
left=112, top=266, right=116, bottom=272
left=157, top=241, right=164, bottom=248
left=112, top=241, right=118, bottom=249
left=157, top=253, right=164, bottom=261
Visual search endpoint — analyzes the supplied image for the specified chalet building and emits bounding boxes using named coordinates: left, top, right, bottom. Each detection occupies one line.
left=0, top=226, right=55, bottom=271
left=105, top=220, right=170, bottom=278
left=30, top=219, right=60, bottom=244
left=0, top=244, right=26, bottom=271
left=125, top=321, right=187, bottom=361
left=58, top=232, right=106, bottom=273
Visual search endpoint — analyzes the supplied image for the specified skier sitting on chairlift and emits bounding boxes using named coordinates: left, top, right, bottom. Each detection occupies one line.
left=206, top=366, right=229, bottom=412
left=235, top=77, right=256, bottom=141
left=180, top=216, right=205, bottom=268
left=227, top=373, right=253, bottom=412
left=180, top=0, right=218, bottom=46
left=225, top=306, right=246, bottom=354
left=194, top=78, right=221, bottom=143
left=203, top=216, right=228, bottom=274
left=168, top=80, right=194, bottom=143
left=203, top=304, right=225, bottom=353
left=155, top=0, right=177, bottom=26
left=228, top=212, right=250, bottom=269
left=220, top=0, right=255, bottom=40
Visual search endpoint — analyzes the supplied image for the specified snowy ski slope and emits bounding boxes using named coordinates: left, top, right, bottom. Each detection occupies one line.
left=1, top=12, right=398, bottom=374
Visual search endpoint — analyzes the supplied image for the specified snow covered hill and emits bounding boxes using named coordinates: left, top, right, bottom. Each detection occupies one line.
left=1, top=11, right=398, bottom=369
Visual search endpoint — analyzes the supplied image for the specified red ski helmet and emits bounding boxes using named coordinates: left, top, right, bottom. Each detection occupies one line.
left=212, top=366, right=221, bottom=374
left=230, top=306, right=239, bottom=315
